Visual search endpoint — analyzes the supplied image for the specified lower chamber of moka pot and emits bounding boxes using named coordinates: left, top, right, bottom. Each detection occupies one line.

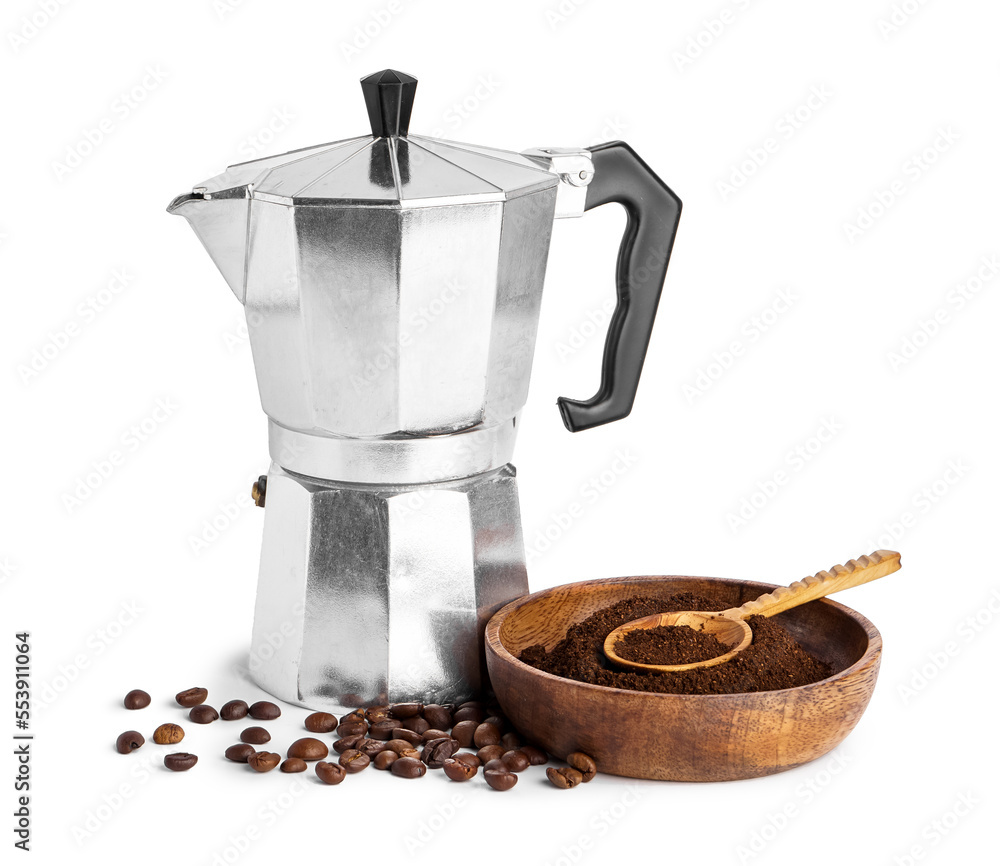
left=245, top=463, right=530, bottom=710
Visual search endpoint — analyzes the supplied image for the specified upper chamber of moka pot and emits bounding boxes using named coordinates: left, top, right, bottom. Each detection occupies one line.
left=168, top=70, right=560, bottom=444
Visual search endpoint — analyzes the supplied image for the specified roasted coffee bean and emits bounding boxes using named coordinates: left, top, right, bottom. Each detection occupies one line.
left=123, top=689, right=150, bottom=710
left=333, top=735, right=366, bottom=754
left=385, top=737, right=413, bottom=755
left=357, top=739, right=385, bottom=757
left=398, top=748, right=421, bottom=760
left=501, top=732, right=521, bottom=751
left=336, top=720, right=369, bottom=738
left=189, top=704, right=219, bottom=724
left=442, top=757, right=477, bottom=781
left=249, top=701, right=281, bottom=720
left=483, top=758, right=505, bottom=773
left=482, top=715, right=506, bottom=732
left=304, top=712, right=338, bottom=733
left=368, top=719, right=399, bottom=740
left=240, top=726, right=270, bottom=745
left=484, top=768, right=518, bottom=791
left=287, top=737, right=328, bottom=761
left=457, top=700, right=486, bottom=710
left=477, top=745, right=505, bottom=764
left=452, top=706, right=485, bottom=725
left=340, top=708, right=365, bottom=724
left=547, top=767, right=583, bottom=789
left=421, top=737, right=459, bottom=769
left=389, top=702, right=423, bottom=719
left=365, top=705, right=391, bottom=723
left=421, top=728, right=451, bottom=742
left=116, top=731, right=144, bottom=754
left=220, top=700, right=249, bottom=721
left=391, top=728, right=422, bottom=746
left=225, top=743, right=256, bottom=763
left=315, top=761, right=346, bottom=785
left=453, top=752, right=481, bottom=769
left=248, top=751, right=281, bottom=773
left=501, top=750, right=530, bottom=773
left=390, top=756, right=427, bottom=778
left=153, top=723, right=184, bottom=745
left=175, top=688, right=208, bottom=708
left=373, top=750, right=398, bottom=770
left=400, top=716, right=429, bottom=735
left=451, top=720, right=478, bottom=748
left=566, top=751, right=597, bottom=782
left=423, top=704, right=453, bottom=730
left=520, top=746, right=548, bottom=765
left=281, top=758, right=307, bottom=773
left=339, top=749, right=370, bottom=773
left=473, top=722, right=501, bottom=748
left=164, top=752, right=198, bottom=772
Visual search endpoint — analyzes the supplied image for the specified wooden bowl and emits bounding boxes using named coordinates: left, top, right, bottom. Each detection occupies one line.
left=485, top=575, right=881, bottom=782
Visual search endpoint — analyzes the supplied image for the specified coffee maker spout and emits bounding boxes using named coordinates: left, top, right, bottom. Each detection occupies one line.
left=167, top=188, right=249, bottom=304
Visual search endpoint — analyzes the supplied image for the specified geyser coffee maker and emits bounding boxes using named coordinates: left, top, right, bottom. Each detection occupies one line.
left=168, top=70, right=681, bottom=708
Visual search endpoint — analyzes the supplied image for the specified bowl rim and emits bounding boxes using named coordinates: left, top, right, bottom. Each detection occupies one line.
left=486, top=574, right=883, bottom=700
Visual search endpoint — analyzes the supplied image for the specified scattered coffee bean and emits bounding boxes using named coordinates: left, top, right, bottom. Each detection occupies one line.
left=315, top=761, right=346, bottom=785
left=473, top=722, right=501, bottom=748
left=153, top=723, right=184, bottom=745
left=477, top=745, right=505, bottom=764
left=333, top=735, right=366, bottom=754
left=368, top=719, right=399, bottom=740
left=391, top=728, right=423, bottom=746
left=457, top=700, right=486, bottom=710
left=116, top=731, right=144, bottom=754
left=339, top=749, right=370, bottom=773
left=566, top=751, right=597, bottom=782
left=225, top=744, right=256, bottom=763
left=249, top=701, right=280, bottom=720
left=452, top=706, right=485, bottom=725
left=385, top=738, right=415, bottom=755
left=188, top=705, right=219, bottom=724
left=340, top=708, right=365, bottom=724
left=336, top=720, right=368, bottom=738
left=423, top=704, right=453, bottom=730
left=398, top=748, right=421, bottom=760
left=175, top=688, right=208, bottom=708
left=501, top=750, right=530, bottom=773
left=421, top=728, right=451, bottom=742
left=390, top=757, right=427, bottom=778
left=520, top=746, right=548, bottom=766
left=484, top=768, right=517, bottom=791
left=400, top=716, right=429, bottom=735
left=482, top=715, right=507, bottom=732
left=287, top=737, right=328, bottom=761
left=483, top=758, right=505, bottom=772
left=373, top=750, right=398, bottom=770
left=501, top=732, right=521, bottom=751
left=240, top=726, right=270, bottom=745
left=360, top=739, right=388, bottom=758
left=452, top=720, right=478, bottom=748
left=281, top=758, right=307, bottom=773
left=442, top=757, right=478, bottom=781
left=304, top=712, right=338, bottom=733
left=248, top=751, right=281, bottom=773
left=421, top=737, right=459, bottom=769
left=220, top=700, right=249, bottom=721
left=164, top=752, right=198, bottom=772
left=453, top=752, right=481, bottom=769
left=365, top=705, right=391, bottom=723
left=123, top=690, right=150, bottom=710
left=547, top=767, right=583, bottom=789
left=389, top=702, right=423, bottom=719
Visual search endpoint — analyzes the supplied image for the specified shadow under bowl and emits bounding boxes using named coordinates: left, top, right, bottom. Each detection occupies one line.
left=485, top=575, right=881, bottom=782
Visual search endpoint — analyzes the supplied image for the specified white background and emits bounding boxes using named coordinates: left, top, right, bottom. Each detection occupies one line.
left=2, top=0, right=998, bottom=863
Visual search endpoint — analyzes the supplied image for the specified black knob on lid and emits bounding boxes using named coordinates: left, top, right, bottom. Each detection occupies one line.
left=360, top=69, right=417, bottom=138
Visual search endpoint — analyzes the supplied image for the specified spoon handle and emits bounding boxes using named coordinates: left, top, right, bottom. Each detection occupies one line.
left=723, top=550, right=902, bottom=621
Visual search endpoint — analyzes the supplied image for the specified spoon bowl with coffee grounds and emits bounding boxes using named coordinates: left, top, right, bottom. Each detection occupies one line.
left=603, top=550, right=901, bottom=673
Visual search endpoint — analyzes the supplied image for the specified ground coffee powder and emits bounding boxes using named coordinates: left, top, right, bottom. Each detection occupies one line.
left=614, top=623, right=730, bottom=666
left=519, top=593, right=832, bottom=694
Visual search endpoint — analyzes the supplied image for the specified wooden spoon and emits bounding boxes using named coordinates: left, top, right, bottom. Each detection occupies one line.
left=603, top=550, right=901, bottom=673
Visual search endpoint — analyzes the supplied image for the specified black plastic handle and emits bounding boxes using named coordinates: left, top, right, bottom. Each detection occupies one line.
left=557, top=141, right=682, bottom=433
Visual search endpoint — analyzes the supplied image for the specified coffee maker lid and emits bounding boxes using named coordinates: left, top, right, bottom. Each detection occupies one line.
left=190, top=69, right=558, bottom=209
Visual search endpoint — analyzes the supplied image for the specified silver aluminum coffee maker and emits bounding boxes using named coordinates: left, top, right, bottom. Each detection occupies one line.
left=168, top=70, right=681, bottom=709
